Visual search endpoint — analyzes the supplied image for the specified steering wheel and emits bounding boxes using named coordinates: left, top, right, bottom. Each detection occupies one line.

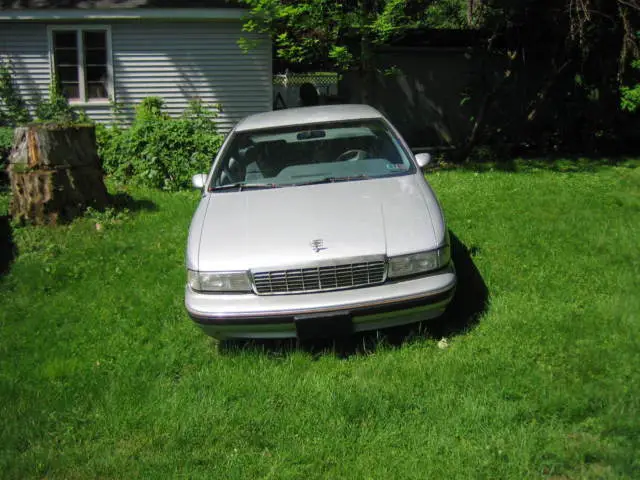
left=335, top=149, right=368, bottom=162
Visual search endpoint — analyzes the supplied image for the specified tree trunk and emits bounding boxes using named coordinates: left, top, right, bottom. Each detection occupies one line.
left=6, top=125, right=109, bottom=225
left=358, top=34, right=376, bottom=105
left=358, top=0, right=377, bottom=105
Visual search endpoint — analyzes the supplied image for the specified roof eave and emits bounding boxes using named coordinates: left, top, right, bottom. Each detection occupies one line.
left=0, top=7, right=246, bottom=21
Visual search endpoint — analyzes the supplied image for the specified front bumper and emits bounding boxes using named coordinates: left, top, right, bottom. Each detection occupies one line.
left=185, top=265, right=456, bottom=339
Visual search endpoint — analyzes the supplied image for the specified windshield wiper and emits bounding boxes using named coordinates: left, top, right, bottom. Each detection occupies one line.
left=294, top=174, right=370, bottom=186
left=209, top=182, right=278, bottom=192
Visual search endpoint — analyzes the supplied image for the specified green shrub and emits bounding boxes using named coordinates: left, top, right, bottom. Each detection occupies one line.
left=621, top=60, right=640, bottom=113
left=0, top=126, right=12, bottom=149
left=1, top=125, right=13, bottom=157
left=97, top=98, right=224, bottom=190
left=1, top=68, right=92, bottom=126
left=0, top=60, right=31, bottom=126
left=34, top=77, right=81, bottom=125
left=621, top=33, right=640, bottom=114
left=0, top=126, right=12, bottom=188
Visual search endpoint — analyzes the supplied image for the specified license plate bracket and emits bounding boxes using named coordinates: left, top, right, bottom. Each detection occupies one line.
left=294, top=311, right=353, bottom=340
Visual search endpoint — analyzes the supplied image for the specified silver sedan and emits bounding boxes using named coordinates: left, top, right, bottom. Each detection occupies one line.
left=185, top=105, right=456, bottom=339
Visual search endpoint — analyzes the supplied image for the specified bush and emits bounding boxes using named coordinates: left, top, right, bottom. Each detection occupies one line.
left=97, top=98, right=224, bottom=190
left=0, top=60, right=31, bottom=126
left=0, top=127, right=12, bottom=151
left=621, top=60, right=640, bottom=113
left=34, top=77, right=85, bottom=125
left=0, top=126, right=12, bottom=188
left=2, top=63, right=91, bottom=127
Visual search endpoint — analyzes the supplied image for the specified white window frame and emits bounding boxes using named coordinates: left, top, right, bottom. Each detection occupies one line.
left=47, top=25, right=114, bottom=105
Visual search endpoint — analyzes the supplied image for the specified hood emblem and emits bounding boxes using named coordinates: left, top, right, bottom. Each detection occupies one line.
left=310, top=239, right=327, bottom=253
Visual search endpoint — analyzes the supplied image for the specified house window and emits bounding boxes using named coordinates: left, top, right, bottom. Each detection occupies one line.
left=50, top=27, right=112, bottom=102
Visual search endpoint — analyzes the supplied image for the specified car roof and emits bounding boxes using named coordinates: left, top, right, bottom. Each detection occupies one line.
left=234, top=105, right=385, bottom=132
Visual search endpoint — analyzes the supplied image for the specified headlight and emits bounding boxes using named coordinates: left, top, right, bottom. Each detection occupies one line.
left=388, top=246, right=451, bottom=279
left=188, top=270, right=251, bottom=292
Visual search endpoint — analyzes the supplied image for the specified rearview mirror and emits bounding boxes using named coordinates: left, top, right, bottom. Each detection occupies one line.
left=192, top=173, right=207, bottom=189
left=415, top=153, right=432, bottom=168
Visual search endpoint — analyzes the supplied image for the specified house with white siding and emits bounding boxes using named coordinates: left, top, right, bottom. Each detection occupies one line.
left=0, top=0, right=272, bottom=132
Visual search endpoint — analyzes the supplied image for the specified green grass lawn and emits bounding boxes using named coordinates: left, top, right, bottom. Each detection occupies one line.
left=1, top=161, right=639, bottom=479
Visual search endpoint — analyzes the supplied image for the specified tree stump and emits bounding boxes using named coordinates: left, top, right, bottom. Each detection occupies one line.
left=6, top=125, right=109, bottom=225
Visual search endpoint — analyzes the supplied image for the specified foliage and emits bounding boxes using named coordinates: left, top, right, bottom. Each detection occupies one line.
left=0, top=60, right=31, bottom=126
left=96, top=98, right=224, bottom=190
left=107, top=99, right=129, bottom=127
left=243, top=0, right=639, bottom=157
left=1, top=164, right=640, bottom=477
left=0, top=126, right=13, bottom=180
left=240, top=0, right=469, bottom=71
left=449, top=0, right=640, bottom=159
left=0, top=126, right=12, bottom=151
left=34, top=76, right=82, bottom=125
left=423, top=0, right=474, bottom=29
left=83, top=205, right=130, bottom=228
left=621, top=57, right=640, bottom=113
left=1, top=65, right=91, bottom=126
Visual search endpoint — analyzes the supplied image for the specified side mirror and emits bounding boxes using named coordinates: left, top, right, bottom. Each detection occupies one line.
left=192, top=173, right=207, bottom=189
left=415, top=152, right=432, bottom=168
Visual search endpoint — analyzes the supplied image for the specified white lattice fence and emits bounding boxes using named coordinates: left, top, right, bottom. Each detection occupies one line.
left=273, top=71, right=340, bottom=109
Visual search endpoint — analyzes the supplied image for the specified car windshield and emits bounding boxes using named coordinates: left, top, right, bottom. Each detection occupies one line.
left=209, top=119, right=415, bottom=189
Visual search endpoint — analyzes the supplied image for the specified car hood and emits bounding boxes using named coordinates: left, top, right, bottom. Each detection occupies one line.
left=193, top=175, right=443, bottom=272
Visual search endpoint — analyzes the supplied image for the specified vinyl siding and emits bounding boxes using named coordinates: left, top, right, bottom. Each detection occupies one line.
left=0, top=23, right=50, bottom=109
left=0, top=20, right=272, bottom=132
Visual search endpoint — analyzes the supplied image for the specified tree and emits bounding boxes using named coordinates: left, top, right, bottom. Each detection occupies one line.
left=621, top=56, right=640, bottom=112
left=457, top=0, right=640, bottom=156
left=241, top=0, right=640, bottom=156
left=239, top=0, right=470, bottom=102
left=0, top=59, right=31, bottom=126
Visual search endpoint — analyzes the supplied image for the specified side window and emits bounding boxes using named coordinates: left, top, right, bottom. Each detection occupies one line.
left=51, top=28, right=111, bottom=102
left=52, top=31, right=80, bottom=100
left=83, top=31, right=109, bottom=100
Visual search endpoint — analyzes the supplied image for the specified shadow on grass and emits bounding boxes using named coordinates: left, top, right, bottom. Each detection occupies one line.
left=218, top=232, right=488, bottom=359
left=0, top=215, right=16, bottom=278
left=429, top=156, right=638, bottom=175
left=107, top=192, right=158, bottom=214
left=0, top=191, right=155, bottom=277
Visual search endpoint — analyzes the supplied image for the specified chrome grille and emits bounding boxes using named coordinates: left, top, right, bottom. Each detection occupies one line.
left=252, top=261, right=386, bottom=294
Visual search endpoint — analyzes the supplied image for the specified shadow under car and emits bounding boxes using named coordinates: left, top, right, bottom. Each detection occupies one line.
left=217, top=231, right=488, bottom=358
